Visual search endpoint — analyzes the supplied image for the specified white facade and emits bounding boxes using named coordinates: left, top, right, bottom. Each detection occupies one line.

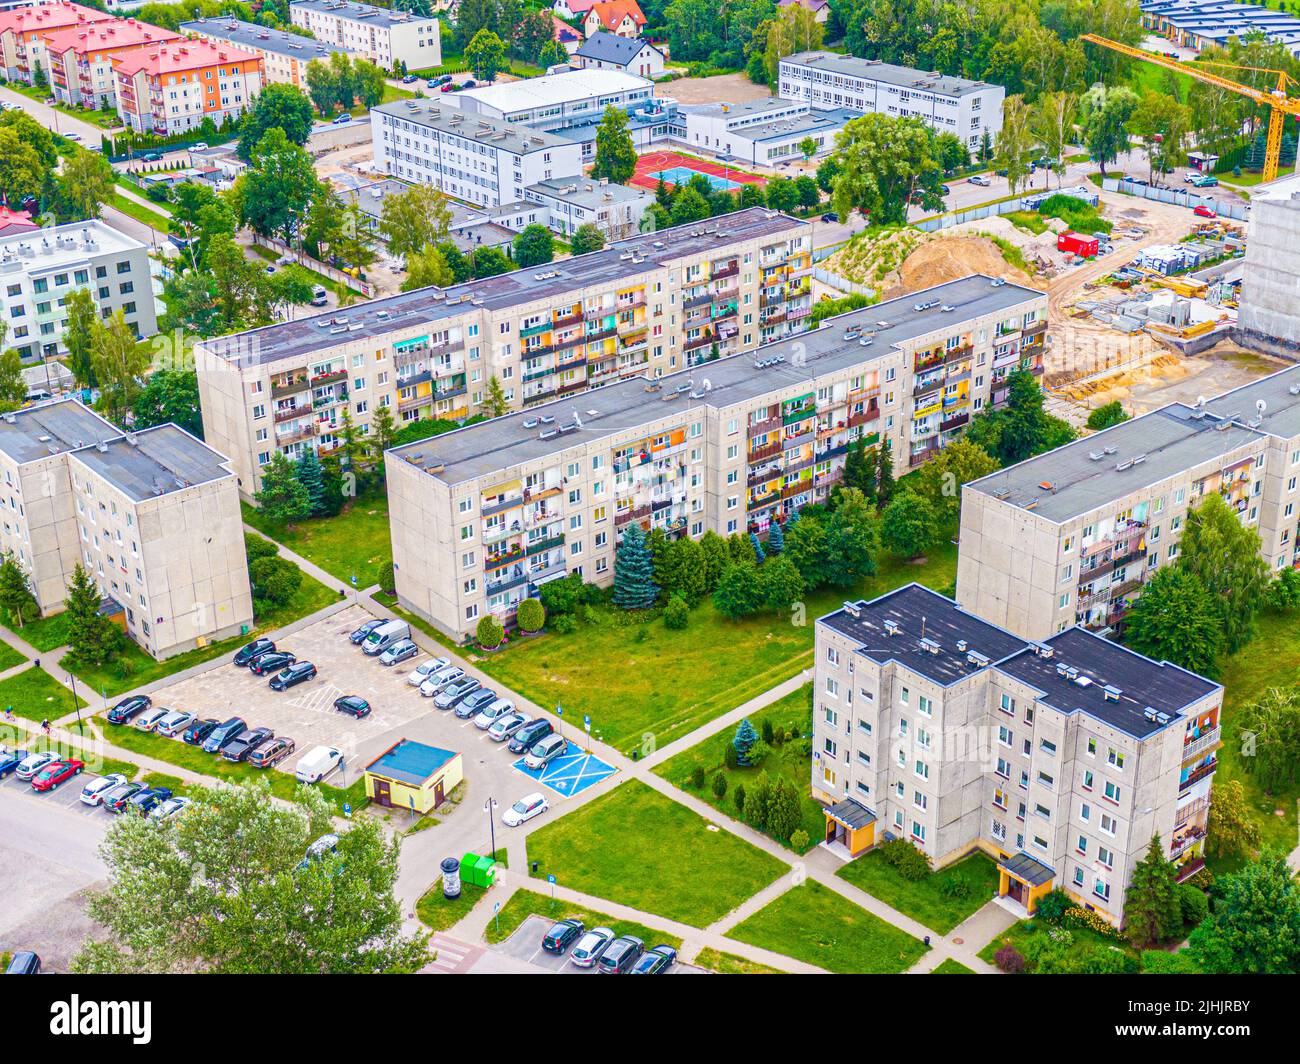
left=289, top=0, right=440, bottom=71
left=675, top=98, right=860, bottom=166
left=523, top=176, right=653, bottom=239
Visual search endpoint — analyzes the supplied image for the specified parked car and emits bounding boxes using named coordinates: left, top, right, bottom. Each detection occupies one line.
left=126, top=787, right=173, bottom=815
left=221, top=727, right=275, bottom=762
left=248, top=736, right=296, bottom=768
left=234, top=637, right=275, bottom=666
left=503, top=792, right=549, bottom=826
left=202, top=716, right=247, bottom=754
left=487, top=712, right=529, bottom=741
left=4, top=951, right=40, bottom=974
left=523, top=733, right=566, bottom=770
left=379, top=638, right=419, bottom=665
left=402, top=73, right=418, bottom=83
left=334, top=695, right=371, bottom=719
left=80, top=773, right=127, bottom=806
left=249, top=650, right=295, bottom=675
left=597, top=935, right=644, bottom=974
left=419, top=665, right=463, bottom=696
left=408, top=657, right=450, bottom=686
left=191, top=142, right=208, bottom=151
left=0, top=747, right=27, bottom=778
left=141, top=151, right=162, bottom=162
left=154, top=710, right=195, bottom=738
left=298, top=833, right=340, bottom=868
left=362, top=619, right=411, bottom=657
left=630, top=944, right=677, bottom=974
left=474, top=698, right=515, bottom=730
left=133, top=706, right=171, bottom=733
left=508, top=718, right=553, bottom=754
left=295, top=745, right=343, bottom=784
left=570, top=927, right=615, bottom=968
left=14, top=751, right=58, bottom=781
left=541, top=917, right=584, bottom=954
left=969, top=174, right=991, bottom=186
left=821, top=211, right=838, bottom=222
left=104, top=781, right=146, bottom=813
left=270, top=661, right=317, bottom=690
left=150, top=796, right=192, bottom=822
left=454, top=688, right=497, bottom=719
left=434, top=676, right=480, bottom=710
left=349, top=619, right=384, bottom=645
left=1194, top=204, right=1217, bottom=218
left=332, top=112, right=352, bottom=124
left=31, top=759, right=84, bottom=792
left=106, top=694, right=151, bottom=725
left=182, top=717, right=220, bottom=745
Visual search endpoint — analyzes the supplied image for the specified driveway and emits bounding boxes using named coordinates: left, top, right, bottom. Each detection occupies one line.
left=492, top=915, right=706, bottom=974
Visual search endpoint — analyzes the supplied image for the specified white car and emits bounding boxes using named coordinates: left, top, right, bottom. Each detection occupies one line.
left=150, top=796, right=192, bottom=822
left=502, top=792, right=549, bottom=826
left=419, top=665, right=463, bottom=697
left=474, top=699, right=515, bottom=729
left=79, top=773, right=128, bottom=806
left=487, top=712, right=529, bottom=741
left=64, top=132, right=81, bottom=141
left=15, top=751, right=57, bottom=781
left=408, top=657, right=450, bottom=687
left=134, top=706, right=171, bottom=732
left=192, top=142, right=208, bottom=151
left=969, top=174, right=991, bottom=186
left=571, top=927, right=615, bottom=968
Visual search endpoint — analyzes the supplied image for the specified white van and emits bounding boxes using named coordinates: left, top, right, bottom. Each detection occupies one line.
left=295, top=745, right=343, bottom=784
left=362, top=619, right=411, bottom=656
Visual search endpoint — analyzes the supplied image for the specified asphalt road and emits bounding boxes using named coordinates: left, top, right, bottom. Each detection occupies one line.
left=0, top=84, right=108, bottom=144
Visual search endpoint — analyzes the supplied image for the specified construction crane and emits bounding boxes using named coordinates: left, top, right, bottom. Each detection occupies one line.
left=1080, top=34, right=1300, bottom=183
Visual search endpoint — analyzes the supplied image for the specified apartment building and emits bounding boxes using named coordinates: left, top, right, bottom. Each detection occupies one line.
left=0, top=400, right=253, bottom=660
left=811, top=584, right=1221, bottom=926
left=113, top=38, right=263, bottom=135
left=289, top=0, right=440, bottom=70
left=180, top=17, right=354, bottom=92
left=778, top=51, right=1003, bottom=149
left=195, top=208, right=813, bottom=500
left=382, top=274, right=1044, bottom=639
left=373, top=98, right=585, bottom=210
left=959, top=363, right=1300, bottom=641
left=0, top=0, right=111, bottom=83
left=674, top=97, right=861, bottom=166
left=44, top=20, right=182, bottom=110
left=0, top=219, right=158, bottom=363
left=523, top=176, right=653, bottom=240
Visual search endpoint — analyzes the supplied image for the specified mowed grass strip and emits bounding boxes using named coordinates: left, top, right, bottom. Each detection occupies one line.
left=0, top=666, right=84, bottom=722
left=726, top=880, right=928, bottom=974
left=524, top=779, right=787, bottom=927
left=484, top=887, right=683, bottom=950
left=836, top=851, right=1000, bottom=935
left=242, top=493, right=393, bottom=591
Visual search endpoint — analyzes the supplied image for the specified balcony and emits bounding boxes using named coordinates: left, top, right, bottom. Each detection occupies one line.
left=312, top=369, right=347, bottom=386
left=1024, top=319, right=1047, bottom=337
left=748, top=415, right=781, bottom=437
left=848, top=406, right=880, bottom=429
left=940, top=412, right=970, bottom=432
left=271, top=377, right=310, bottom=398
left=783, top=405, right=816, bottom=426
left=482, top=522, right=523, bottom=546
left=526, top=533, right=565, bottom=556
left=485, top=546, right=526, bottom=572
left=748, top=466, right=782, bottom=488
left=1175, top=856, right=1206, bottom=883
left=1182, top=727, right=1222, bottom=763
left=615, top=503, right=652, bottom=527
left=1179, top=758, right=1218, bottom=792
left=481, top=494, right=524, bottom=517
left=1170, top=825, right=1207, bottom=857
left=711, top=261, right=739, bottom=281
left=277, top=424, right=317, bottom=445
left=486, top=568, right=529, bottom=596
left=273, top=405, right=308, bottom=423
left=749, top=440, right=782, bottom=462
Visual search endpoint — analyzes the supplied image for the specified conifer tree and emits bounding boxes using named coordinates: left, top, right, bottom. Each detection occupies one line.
left=612, top=523, right=657, bottom=609
left=1124, top=834, right=1183, bottom=945
left=733, top=718, right=759, bottom=765
left=296, top=448, right=326, bottom=516
left=767, top=520, right=784, bottom=555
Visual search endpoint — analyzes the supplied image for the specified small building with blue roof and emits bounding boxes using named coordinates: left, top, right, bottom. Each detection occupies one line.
left=364, top=739, right=463, bottom=813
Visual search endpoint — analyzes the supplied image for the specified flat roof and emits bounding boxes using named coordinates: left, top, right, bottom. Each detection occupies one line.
left=781, top=51, right=999, bottom=97
left=1204, top=362, right=1300, bottom=441
left=201, top=207, right=807, bottom=366
left=999, top=851, right=1055, bottom=886
left=965, top=404, right=1266, bottom=523
left=0, top=218, right=146, bottom=269
left=181, top=17, right=356, bottom=60
left=289, top=0, right=437, bottom=26
left=69, top=424, right=234, bottom=502
left=0, top=398, right=118, bottom=464
left=452, top=68, right=651, bottom=115
left=391, top=273, right=1043, bottom=485
left=738, top=107, right=861, bottom=145
left=525, top=175, right=651, bottom=208
left=373, top=96, right=574, bottom=155
left=366, top=739, right=457, bottom=785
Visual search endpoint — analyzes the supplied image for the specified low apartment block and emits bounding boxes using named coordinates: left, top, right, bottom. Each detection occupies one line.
left=289, top=0, right=440, bottom=70
left=0, top=1, right=112, bottom=83
left=778, top=51, right=1003, bottom=149
left=0, top=220, right=158, bottom=363
left=113, top=38, right=263, bottom=136
left=181, top=17, right=354, bottom=92
left=959, top=363, right=1300, bottom=641
left=522, top=176, right=653, bottom=240
left=812, top=584, right=1221, bottom=926
left=0, top=400, right=253, bottom=660
left=44, top=19, right=182, bottom=110
left=381, top=274, right=1044, bottom=640
left=196, top=207, right=813, bottom=499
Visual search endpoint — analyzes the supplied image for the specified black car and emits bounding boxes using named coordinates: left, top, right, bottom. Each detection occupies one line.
left=126, top=786, right=173, bottom=814
left=542, top=918, right=584, bottom=954
left=270, top=661, right=317, bottom=691
left=630, top=944, right=677, bottom=974
left=221, top=727, right=274, bottom=762
left=4, top=951, right=40, bottom=974
left=507, top=718, right=553, bottom=755
left=597, top=935, right=644, bottom=974
left=349, top=619, right=384, bottom=645
left=334, top=695, right=371, bottom=719
left=106, top=694, right=151, bottom=725
left=454, top=688, right=497, bottom=720
left=202, top=716, right=247, bottom=754
left=104, top=781, right=146, bottom=813
left=182, top=717, right=220, bottom=745
left=233, top=637, right=275, bottom=667
left=821, top=211, right=837, bottom=222
left=249, top=650, right=296, bottom=675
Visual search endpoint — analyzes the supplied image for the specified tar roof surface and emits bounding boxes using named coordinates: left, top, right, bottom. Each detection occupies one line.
left=291, top=0, right=438, bottom=25
left=367, top=739, right=457, bottom=784
left=0, top=399, right=118, bottom=464
left=373, top=96, right=573, bottom=154
left=70, top=424, right=233, bottom=502
left=392, top=273, right=1043, bottom=484
left=201, top=208, right=806, bottom=365
left=783, top=50, right=998, bottom=96
left=181, top=17, right=356, bottom=58
left=1203, top=362, right=1300, bottom=441
left=965, top=404, right=1266, bottom=523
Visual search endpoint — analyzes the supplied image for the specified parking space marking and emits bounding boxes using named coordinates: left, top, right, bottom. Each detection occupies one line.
left=511, top=742, right=617, bottom=798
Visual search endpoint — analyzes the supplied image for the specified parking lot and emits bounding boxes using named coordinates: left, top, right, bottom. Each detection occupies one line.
left=493, top=915, right=705, bottom=975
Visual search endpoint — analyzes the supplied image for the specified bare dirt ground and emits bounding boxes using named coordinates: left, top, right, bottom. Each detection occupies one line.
left=889, top=235, right=1035, bottom=295
left=657, top=73, right=773, bottom=105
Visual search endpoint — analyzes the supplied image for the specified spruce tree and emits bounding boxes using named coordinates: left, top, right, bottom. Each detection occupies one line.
left=733, top=718, right=759, bottom=765
left=612, top=523, right=658, bottom=610
left=1123, top=834, right=1183, bottom=945
left=296, top=448, right=326, bottom=516
left=750, top=532, right=766, bottom=564
left=876, top=439, right=895, bottom=508
left=65, top=563, right=120, bottom=666
left=767, top=520, right=784, bottom=555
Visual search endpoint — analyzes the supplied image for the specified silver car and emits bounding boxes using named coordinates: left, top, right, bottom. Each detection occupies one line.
left=487, top=712, right=529, bottom=741
left=154, top=710, right=195, bottom=738
left=133, top=706, right=171, bottom=732
left=408, top=657, right=450, bottom=687
left=420, top=665, right=463, bottom=697
left=434, top=677, right=480, bottom=710
left=570, top=927, right=615, bottom=968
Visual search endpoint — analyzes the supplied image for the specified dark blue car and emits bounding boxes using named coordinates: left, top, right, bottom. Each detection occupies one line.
left=0, top=748, right=27, bottom=779
left=127, top=787, right=173, bottom=815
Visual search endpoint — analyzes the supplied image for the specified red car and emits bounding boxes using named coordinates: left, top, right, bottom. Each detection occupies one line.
left=1194, top=204, right=1217, bottom=218
left=31, top=759, right=85, bottom=792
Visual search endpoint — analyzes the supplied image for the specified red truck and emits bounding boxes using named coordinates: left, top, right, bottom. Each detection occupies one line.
left=1057, top=231, right=1099, bottom=257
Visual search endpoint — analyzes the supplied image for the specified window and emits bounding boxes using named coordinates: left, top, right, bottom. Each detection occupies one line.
left=1077, top=834, right=1088, bottom=855
left=1107, top=748, right=1125, bottom=770
left=1104, top=780, right=1121, bottom=803
left=1100, top=812, right=1117, bottom=835
left=1082, top=770, right=1094, bottom=791
left=1039, top=738, right=1057, bottom=756
left=999, top=693, right=1015, bottom=715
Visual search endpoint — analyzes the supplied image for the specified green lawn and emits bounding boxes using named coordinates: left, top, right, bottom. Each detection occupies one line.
left=0, top=639, right=26, bottom=671
left=978, top=917, right=1138, bottom=973
left=0, top=666, right=84, bottom=723
left=726, top=880, right=928, bottom=974
left=1217, top=165, right=1296, bottom=188
left=141, top=771, right=188, bottom=795
left=4, top=82, right=120, bottom=128
left=1, top=609, right=71, bottom=653
left=242, top=492, right=393, bottom=591
left=932, top=957, right=975, bottom=973
left=480, top=539, right=959, bottom=752
left=108, top=192, right=171, bottom=232
left=524, top=779, right=787, bottom=927
left=484, top=887, right=684, bottom=950
left=836, top=851, right=1000, bottom=935
left=417, top=881, right=488, bottom=932
left=654, top=684, right=822, bottom=852
left=692, top=946, right=785, bottom=974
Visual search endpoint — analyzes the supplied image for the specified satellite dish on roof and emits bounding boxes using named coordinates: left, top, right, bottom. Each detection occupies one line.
left=1257, top=398, right=1268, bottom=415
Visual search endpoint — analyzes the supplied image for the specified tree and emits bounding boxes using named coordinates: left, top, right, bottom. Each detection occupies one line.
left=516, top=597, right=545, bottom=633
left=402, top=245, right=454, bottom=291
left=1178, top=492, right=1270, bottom=653
left=255, top=452, right=312, bottom=524
left=370, top=404, right=396, bottom=467
left=1206, top=779, right=1261, bottom=862
left=1123, top=835, right=1183, bottom=946
left=875, top=439, right=895, bottom=507
left=64, top=563, right=122, bottom=666
left=379, top=184, right=453, bottom=261
left=1187, top=851, right=1300, bottom=974
left=733, top=718, right=759, bottom=765
left=305, top=56, right=342, bottom=115
left=995, top=94, right=1034, bottom=196
left=655, top=537, right=707, bottom=606
left=799, top=136, right=819, bottom=163
left=764, top=175, right=800, bottom=213
left=670, top=187, right=711, bottom=226
left=766, top=520, right=784, bottom=555
left=296, top=448, right=327, bottom=515
left=471, top=246, right=511, bottom=278
left=570, top=223, right=606, bottom=255
left=699, top=530, right=729, bottom=592
left=784, top=511, right=834, bottom=590
left=831, top=113, right=944, bottom=225
left=352, top=58, right=386, bottom=109
left=90, top=312, right=151, bottom=427
left=766, top=777, right=802, bottom=840
left=483, top=375, right=509, bottom=418
left=612, top=523, right=657, bottom=609
left=465, top=28, right=508, bottom=82
left=514, top=224, right=554, bottom=268
left=169, top=181, right=235, bottom=270
left=538, top=38, right=567, bottom=69
left=591, top=105, right=637, bottom=185
left=0, top=127, right=45, bottom=210
left=1128, top=90, right=1192, bottom=183
left=0, top=553, right=38, bottom=627
left=1080, top=83, right=1138, bottom=177
left=1030, top=90, right=1077, bottom=189
left=477, top=614, right=505, bottom=648
left=57, top=150, right=115, bottom=220
left=238, top=128, right=323, bottom=244
left=763, top=3, right=823, bottom=87
left=880, top=490, right=938, bottom=559
left=966, top=368, right=1075, bottom=466
left=238, top=83, right=315, bottom=160
left=824, top=487, right=879, bottom=586
left=74, top=779, right=426, bottom=974
left=1235, top=685, right=1300, bottom=795
left=132, top=370, right=202, bottom=437
left=1086, top=400, right=1129, bottom=431
left=249, top=554, right=303, bottom=613
left=0, top=109, right=55, bottom=167
left=1123, top=567, right=1225, bottom=678
left=916, top=439, right=998, bottom=523
left=760, top=555, right=804, bottom=614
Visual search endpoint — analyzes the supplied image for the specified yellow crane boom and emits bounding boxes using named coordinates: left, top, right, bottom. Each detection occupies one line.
left=1080, top=34, right=1300, bottom=183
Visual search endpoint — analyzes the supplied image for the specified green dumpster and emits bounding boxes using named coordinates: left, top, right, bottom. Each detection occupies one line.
left=473, top=854, right=497, bottom=888
left=461, top=851, right=483, bottom=887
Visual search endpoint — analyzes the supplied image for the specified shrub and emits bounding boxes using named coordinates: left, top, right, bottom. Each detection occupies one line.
left=663, top=593, right=689, bottom=630
left=732, top=783, right=746, bottom=813
left=476, top=614, right=504, bottom=649
left=940, top=876, right=971, bottom=900
left=378, top=560, right=396, bottom=593
left=994, top=945, right=1025, bottom=974
left=724, top=742, right=740, bottom=770
left=878, top=838, right=931, bottom=881
left=516, top=597, right=545, bottom=632
left=744, top=738, right=771, bottom=766
left=790, top=828, right=810, bottom=852
left=1035, top=889, right=1074, bottom=925
left=550, top=613, right=577, bottom=634
left=245, top=533, right=280, bottom=562
left=1179, top=883, right=1210, bottom=929
left=761, top=718, right=775, bottom=744
left=1063, top=906, right=1119, bottom=937
left=711, top=771, right=728, bottom=798
left=1140, top=948, right=1201, bottom=974
left=689, top=765, right=706, bottom=789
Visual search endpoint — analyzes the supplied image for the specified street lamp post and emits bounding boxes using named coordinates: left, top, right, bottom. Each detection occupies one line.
left=66, top=673, right=83, bottom=736
left=485, top=796, right=498, bottom=860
